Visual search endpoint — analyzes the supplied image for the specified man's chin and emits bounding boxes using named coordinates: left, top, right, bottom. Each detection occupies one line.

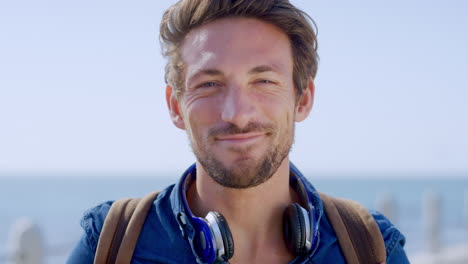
left=211, top=173, right=264, bottom=189
left=207, top=160, right=273, bottom=189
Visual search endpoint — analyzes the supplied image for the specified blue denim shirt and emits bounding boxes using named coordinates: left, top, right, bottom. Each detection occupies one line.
left=67, top=164, right=409, bottom=263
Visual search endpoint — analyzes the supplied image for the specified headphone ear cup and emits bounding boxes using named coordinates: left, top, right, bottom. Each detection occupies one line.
left=211, top=212, right=234, bottom=260
left=191, top=217, right=216, bottom=264
left=283, top=203, right=307, bottom=256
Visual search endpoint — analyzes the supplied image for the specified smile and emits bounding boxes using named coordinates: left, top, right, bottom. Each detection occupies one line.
left=215, top=132, right=266, bottom=145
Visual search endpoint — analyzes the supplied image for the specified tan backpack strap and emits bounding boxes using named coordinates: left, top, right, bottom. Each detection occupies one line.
left=115, top=191, right=160, bottom=264
left=319, top=192, right=386, bottom=264
left=94, top=198, right=140, bottom=264
left=94, top=191, right=160, bottom=264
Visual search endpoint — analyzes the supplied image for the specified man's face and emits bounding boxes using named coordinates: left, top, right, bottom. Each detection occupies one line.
left=169, top=17, right=309, bottom=188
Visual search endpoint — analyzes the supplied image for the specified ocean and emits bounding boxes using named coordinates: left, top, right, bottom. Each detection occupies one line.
left=0, top=174, right=467, bottom=263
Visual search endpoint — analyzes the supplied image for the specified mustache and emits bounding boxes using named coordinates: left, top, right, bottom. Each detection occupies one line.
left=208, top=122, right=275, bottom=138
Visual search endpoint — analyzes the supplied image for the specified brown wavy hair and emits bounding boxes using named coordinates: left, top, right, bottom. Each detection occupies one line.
left=160, top=0, right=318, bottom=99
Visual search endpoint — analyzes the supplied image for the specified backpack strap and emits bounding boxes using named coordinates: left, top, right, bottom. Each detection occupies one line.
left=319, top=192, right=386, bottom=264
left=94, top=191, right=160, bottom=264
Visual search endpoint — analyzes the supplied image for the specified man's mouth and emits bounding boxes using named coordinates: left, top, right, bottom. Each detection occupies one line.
left=215, top=132, right=266, bottom=144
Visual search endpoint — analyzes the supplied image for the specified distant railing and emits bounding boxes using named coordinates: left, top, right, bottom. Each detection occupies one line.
left=2, top=189, right=467, bottom=264
left=378, top=190, right=468, bottom=264
left=0, top=218, right=75, bottom=264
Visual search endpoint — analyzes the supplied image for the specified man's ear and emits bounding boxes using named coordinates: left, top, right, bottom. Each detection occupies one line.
left=295, top=78, right=315, bottom=122
left=165, top=85, right=186, bottom=130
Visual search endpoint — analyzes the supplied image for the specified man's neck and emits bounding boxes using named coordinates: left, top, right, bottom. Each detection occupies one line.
left=187, top=158, right=299, bottom=263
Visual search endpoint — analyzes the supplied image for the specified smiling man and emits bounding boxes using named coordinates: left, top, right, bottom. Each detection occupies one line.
left=175, top=18, right=302, bottom=191
left=67, top=1, right=409, bottom=263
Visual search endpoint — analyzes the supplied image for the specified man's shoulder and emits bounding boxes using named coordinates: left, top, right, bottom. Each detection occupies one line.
left=368, top=209, right=407, bottom=260
left=315, top=193, right=409, bottom=263
left=79, top=184, right=176, bottom=253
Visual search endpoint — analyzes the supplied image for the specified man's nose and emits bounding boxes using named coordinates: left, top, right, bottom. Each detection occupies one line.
left=221, top=84, right=256, bottom=129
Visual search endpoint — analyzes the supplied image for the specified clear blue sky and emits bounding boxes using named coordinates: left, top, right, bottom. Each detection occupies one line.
left=0, top=0, right=467, bottom=176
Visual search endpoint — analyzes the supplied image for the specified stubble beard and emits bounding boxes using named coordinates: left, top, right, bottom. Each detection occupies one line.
left=188, top=122, right=295, bottom=189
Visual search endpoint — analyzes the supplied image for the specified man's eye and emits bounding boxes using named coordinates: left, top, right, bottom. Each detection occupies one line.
left=199, top=82, right=218, bottom=88
left=257, top=80, right=274, bottom=84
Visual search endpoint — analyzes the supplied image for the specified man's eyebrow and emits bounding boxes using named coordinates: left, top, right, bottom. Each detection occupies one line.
left=187, top=69, right=223, bottom=84
left=248, top=65, right=283, bottom=75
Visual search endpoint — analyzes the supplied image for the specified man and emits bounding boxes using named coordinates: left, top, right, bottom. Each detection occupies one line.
left=68, top=0, right=409, bottom=263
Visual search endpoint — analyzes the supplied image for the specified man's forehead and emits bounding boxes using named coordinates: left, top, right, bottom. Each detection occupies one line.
left=181, top=17, right=293, bottom=80
left=181, top=17, right=291, bottom=60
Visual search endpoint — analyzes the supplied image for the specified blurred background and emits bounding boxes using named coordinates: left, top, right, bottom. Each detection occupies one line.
left=0, top=0, right=467, bottom=263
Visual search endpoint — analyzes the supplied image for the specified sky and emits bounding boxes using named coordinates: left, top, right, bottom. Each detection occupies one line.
left=0, top=0, right=467, bottom=177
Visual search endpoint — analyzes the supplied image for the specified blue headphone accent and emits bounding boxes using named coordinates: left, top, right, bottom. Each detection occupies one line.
left=175, top=164, right=318, bottom=264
